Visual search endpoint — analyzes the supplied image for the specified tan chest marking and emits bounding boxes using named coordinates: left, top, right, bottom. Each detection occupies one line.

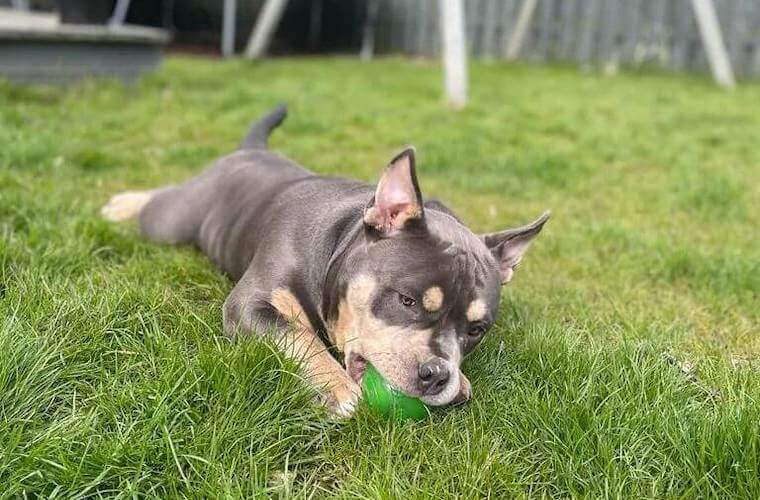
left=270, top=288, right=358, bottom=415
left=331, top=299, right=353, bottom=351
left=422, top=286, right=444, bottom=312
left=466, top=299, right=487, bottom=322
left=329, top=275, right=376, bottom=352
left=270, top=288, right=313, bottom=331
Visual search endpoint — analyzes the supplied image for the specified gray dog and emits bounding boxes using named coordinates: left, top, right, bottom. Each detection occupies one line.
left=102, top=105, right=550, bottom=416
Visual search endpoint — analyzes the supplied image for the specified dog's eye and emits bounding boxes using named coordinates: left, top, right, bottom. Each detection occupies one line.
left=398, top=293, right=416, bottom=307
left=468, top=324, right=486, bottom=338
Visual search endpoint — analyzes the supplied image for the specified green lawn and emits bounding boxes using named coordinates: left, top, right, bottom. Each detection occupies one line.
left=1, top=57, right=758, bottom=497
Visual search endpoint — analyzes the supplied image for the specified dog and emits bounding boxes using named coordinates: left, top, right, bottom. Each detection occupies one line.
left=102, top=105, right=550, bottom=417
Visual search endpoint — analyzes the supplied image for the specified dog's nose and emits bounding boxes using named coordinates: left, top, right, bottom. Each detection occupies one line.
left=418, top=358, right=450, bottom=395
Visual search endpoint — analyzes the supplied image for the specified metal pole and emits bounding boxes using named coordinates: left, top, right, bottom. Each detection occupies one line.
left=505, top=0, right=538, bottom=60
left=245, top=0, right=289, bottom=59
left=222, top=0, right=237, bottom=57
left=691, top=0, right=736, bottom=88
left=109, top=0, right=131, bottom=26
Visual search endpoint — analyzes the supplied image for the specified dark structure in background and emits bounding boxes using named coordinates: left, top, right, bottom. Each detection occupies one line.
left=120, top=0, right=757, bottom=78
left=9, top=0, right=369, bottom=53
left=56, top=0, right=114, bottom=23
left=128, top=0, right=757, bottom=78
left=0, top=0, right=170, bottom=83
left=121, top=0, right=368, bottom=55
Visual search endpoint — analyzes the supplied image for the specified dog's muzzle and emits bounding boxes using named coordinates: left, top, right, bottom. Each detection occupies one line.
left=419, top=358, right=468, bottom=406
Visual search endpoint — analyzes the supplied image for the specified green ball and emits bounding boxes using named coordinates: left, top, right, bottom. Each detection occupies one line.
left=362, top=363, right=430, bottom=421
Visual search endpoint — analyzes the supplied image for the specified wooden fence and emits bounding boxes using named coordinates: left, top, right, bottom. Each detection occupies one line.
left=373, top=0, right=760, bottom=78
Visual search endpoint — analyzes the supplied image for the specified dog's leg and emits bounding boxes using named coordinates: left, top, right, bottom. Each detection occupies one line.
left=277, top=321, right=360, bottom=417
left=224, top=284, right=360, bottom=417
left=101, top=189, right=160, bottom=222
left=103, top=177, right=212, bottom=246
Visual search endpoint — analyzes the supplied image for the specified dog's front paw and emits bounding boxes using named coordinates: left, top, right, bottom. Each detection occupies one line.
left=324, top=375, right=362, bottom=418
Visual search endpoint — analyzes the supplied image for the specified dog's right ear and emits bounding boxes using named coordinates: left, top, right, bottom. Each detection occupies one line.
left=481, top=211, right=550, bottom=284
left=364, top=147, right=424, bottom=236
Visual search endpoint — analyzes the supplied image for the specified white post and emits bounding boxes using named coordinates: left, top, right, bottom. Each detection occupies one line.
left=440, top=0, right=468, bottom=109
left=505, top=0, right=538, bottom=61
left=222, top=0, right=237, bottom=57
left=691, top=0, right=736, bottom=88
left=245, top=0, right=289, bottom=60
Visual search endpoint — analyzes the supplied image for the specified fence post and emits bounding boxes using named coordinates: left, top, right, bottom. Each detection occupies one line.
left=440, top=0, right=468, bottom=108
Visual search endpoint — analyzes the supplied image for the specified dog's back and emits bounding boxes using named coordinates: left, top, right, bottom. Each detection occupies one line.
left=130, top=108, right=372, bottom=283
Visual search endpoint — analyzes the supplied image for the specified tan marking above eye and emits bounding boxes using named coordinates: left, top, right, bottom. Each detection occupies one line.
left=422, top=286, right=444, bottom=312
left=466, top=299, right=487, bottom=322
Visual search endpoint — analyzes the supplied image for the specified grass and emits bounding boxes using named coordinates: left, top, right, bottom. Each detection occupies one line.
left=1, top=56, right=758, bottom=497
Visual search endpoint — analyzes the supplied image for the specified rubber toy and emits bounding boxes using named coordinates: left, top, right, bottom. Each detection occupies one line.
left=362, top=363, right=430, bottom=420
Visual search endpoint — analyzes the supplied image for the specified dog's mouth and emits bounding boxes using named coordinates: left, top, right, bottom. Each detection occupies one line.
left=347, top=352, right=368, bottom=384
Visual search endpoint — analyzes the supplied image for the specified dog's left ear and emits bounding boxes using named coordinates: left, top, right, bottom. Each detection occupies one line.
left=481, top=211, right=550, bottom=284
left=364, top=147, right=424, bottom=235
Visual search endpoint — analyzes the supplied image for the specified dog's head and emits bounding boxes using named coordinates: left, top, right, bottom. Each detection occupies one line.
left=335, top=148, right=549, bottom=406
left=335, top=149, right=548, bottom=406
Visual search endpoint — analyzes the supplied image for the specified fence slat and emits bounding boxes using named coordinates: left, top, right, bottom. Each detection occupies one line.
left=752, top=40, right=760, bottom=76
left=559, top=0, right=577, bottom=60
left=623, top=0, right=642, bottom=64
left=499, top=0, right=517, bottom=58
left=599, top=0, right=621, bottom=71
left=429, top=0, right=441, bottom=56
left=403, top=0, right=415, bottom=54
left=480, top=0, right=499, bottom=58
left=416, top=0, right=427, bottom=55
left=577, top=0, right=600, bottom=65
left=728, top=0, right=746, bottom=76
left=751, top=2, right=760, bottom=76
left=536, top=0, right=553, bottom=61
left=465, top=0, right=479, bottom=53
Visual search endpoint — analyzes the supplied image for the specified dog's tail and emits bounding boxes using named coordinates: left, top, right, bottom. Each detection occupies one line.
left=240, top=103, right=288, bottom=150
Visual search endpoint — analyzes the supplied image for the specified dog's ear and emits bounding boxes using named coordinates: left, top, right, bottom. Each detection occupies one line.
left=364, top=147, right=424, bottom=235
left=481, top=211, right=550, bottom=284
